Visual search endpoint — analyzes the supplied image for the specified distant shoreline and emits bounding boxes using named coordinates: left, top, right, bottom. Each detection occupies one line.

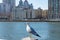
left=0, top=19, right=60, bottom=22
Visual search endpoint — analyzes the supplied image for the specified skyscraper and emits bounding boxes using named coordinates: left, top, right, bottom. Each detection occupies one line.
left=48, top=0, right=60, bottom=19
left=3, top=0, right=15, bottom=11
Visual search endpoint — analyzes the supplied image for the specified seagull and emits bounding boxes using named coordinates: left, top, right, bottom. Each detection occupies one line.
left=26, top=23, right=41, bottom=37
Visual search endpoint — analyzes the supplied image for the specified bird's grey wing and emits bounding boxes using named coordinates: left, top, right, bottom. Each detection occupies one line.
left=30, top=27, right=41, bottom=37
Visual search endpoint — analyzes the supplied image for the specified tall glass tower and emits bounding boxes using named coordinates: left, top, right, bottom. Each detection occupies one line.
left=48, top=0, right=60, bottom=19
left=3, top=0, right=15, bottom=11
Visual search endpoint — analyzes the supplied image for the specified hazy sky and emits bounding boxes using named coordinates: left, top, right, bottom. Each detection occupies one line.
left=0, top=0, right=48, bottom=10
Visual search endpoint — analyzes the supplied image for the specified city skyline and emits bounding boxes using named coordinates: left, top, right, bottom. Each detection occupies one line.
left=0, top=0, right=48, bottom=10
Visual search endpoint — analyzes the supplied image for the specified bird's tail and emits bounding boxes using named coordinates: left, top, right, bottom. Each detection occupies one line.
left=36, top=34, right=41, bottom=37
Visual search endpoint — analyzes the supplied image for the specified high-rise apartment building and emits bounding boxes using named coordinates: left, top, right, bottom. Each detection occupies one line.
left=48, top=0, right=60, bottom=19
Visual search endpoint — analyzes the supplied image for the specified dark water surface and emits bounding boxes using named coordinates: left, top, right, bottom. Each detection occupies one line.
left=0, top=22, right=60, bottom=40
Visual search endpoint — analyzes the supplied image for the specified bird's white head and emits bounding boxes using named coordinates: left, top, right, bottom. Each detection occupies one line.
left=26, top=22, right=31, bottom=32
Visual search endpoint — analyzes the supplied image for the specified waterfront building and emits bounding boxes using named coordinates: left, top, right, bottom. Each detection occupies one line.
left=0, top=3, right=11, bottom=21
left=3, top=0, right=15, bottom=11
left=0, top=3, right=10, bottom=14
left=34, top=8, right=42, bottom=19
left=48, top=0, right=60, bottom=19
left=12, top=0, right=35, bottom=21
left=42, top=10, right=48, bottom=19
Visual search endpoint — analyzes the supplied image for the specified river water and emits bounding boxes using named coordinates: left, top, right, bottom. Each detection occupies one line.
left=0, top=22, right=60, bottom=40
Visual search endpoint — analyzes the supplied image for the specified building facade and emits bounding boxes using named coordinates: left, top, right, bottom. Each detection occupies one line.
left=0, top=3, right=10, bottom=14
left=3, top=0, right=15, bottom=11
left=42, top=10, right=48, bottom=19
left=34, top=8, right=42, bottom=19
left=48, top=0, right=60, bottom=19
left=0, top=0, right=15, bottom=21
left=0, top=3, right=11, bottom=21
left=12, top=0, right=35, bottom=21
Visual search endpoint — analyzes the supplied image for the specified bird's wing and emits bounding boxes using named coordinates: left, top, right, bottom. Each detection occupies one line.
left=29, top=25, right=41, bottom=37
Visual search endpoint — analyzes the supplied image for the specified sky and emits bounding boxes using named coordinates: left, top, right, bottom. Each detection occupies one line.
left=0, top=0, right=48, bottom=10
